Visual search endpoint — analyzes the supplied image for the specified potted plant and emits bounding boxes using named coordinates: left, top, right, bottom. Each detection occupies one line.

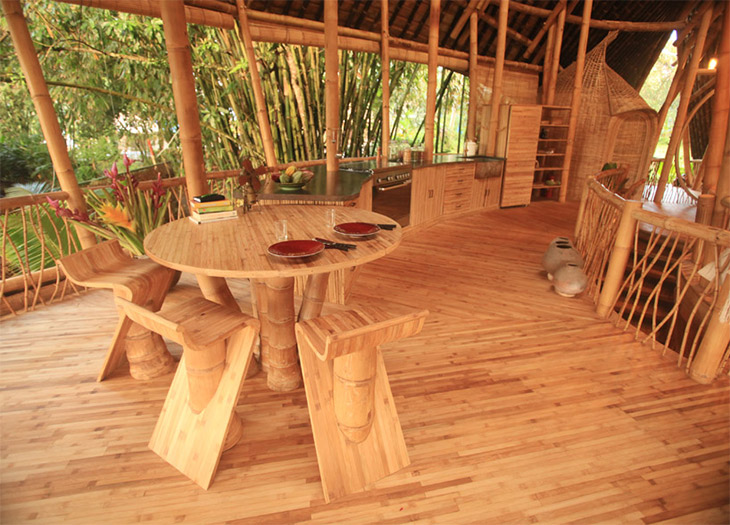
left=48, top=154, right=171, bottom=256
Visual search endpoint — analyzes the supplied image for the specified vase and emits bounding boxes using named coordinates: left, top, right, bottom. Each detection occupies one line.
left=542, top=242, right=583, bottom=280
left=553, top=263, right=588, bottom=297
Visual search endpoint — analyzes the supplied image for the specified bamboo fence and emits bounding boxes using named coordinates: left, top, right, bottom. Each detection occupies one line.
left=575, top=170, right=730, bottom=384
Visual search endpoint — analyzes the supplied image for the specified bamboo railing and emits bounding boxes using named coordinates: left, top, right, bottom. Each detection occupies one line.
left=0, top=171, right=242, bottom=317
left=575, top=171, right=730, bottom=384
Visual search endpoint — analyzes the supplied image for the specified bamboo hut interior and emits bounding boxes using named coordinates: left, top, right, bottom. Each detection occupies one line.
left=1, top=0, right=729, bottom=523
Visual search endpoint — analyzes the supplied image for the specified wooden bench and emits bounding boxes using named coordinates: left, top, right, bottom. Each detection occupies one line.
left=58, top=240, right=177, bottom=381
left=115, top=296, right=259, bottom=490
left=295, top=306, right=428, bottom=502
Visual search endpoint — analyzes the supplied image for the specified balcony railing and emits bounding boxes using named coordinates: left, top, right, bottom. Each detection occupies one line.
left=1, top=170, right=241, bottom=317
left=575, top=169, right=730, bottom=384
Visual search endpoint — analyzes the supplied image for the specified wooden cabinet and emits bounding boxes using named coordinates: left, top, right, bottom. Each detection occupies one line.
left=500, top=105, right=542, bottom=207
left=499, top=104, right=570, bottom=207
left=410, top=166, right=444, bottom=226
left=471, top=176, right=501, bottom=210
left=442, top=164, right=473, bottom=215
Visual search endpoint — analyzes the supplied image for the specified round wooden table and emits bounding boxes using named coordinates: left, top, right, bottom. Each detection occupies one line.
left=144, top=205, right=402, bottom=391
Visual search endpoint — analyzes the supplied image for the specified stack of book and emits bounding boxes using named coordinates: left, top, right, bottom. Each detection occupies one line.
left=189, top=194, right=238, bottom=224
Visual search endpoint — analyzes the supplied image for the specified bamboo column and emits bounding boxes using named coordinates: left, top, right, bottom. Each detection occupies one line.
left=264, top=277, right=301, bottom=391
left=546, top=2, right=567, bottom=106
left=324, top=0, right=339, bottom=173
left=381, top=0, right=391, bottom=162
left=2, top=0, right=96, bottom=249
left=466, top=11, right=479, bottom=145
left=424, top=0, right=440, bottom=163
left=485, top=0, right=508, bottom=156
left=596, top=200, right=641, bottom=318
left=160, top=0, right=208, bottom=198
left=235, top=0, right=278, bottom=167
left=559, top=0, right=593, bottom=203
left=542, top=26, right=555, bottom=105
left=653, top=47, right=688, bottom=147
left=654, top=5, right=713, bottom=203
left=298, top=273, right=329, bottom=321
left=709, top=3, right=730, bottom=226
left=689, top=273, right=730, bottom=384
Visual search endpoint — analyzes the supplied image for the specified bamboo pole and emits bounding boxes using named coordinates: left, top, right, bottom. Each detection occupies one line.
left=235, top=0, right=278, bottom=167
left=264, top=277, right=301, bottom=392
left=523, top=0, right=566, bottom=59
left=708, top=3, right=730, bottom=226
left=466, top=11, right=479, bottom=144
left=381, top=0, right=391, bottom=162
left=485, top=0, right=508, bottom=156
left=160, top=0, right=208, bottom=198
left=477, top=8, right=532, bottom=48
left=507, top=1, right=685, bottom=32
left=688, top=274, right=730, bottom=384
left=559, top=0, right=592, bottom=203
left=424, top=0, right=440, bottom=163
left=712, top=110, right=730, bottom=230
left=596, top=200, right=641, bottom=318
left=654, top=6, right=713, bottom=204
left=2, top=0, right=96, bottom=249
left=324, top=0, right=339, bottom=173
left=653, top=46, right=689, bottom=147
left=449, top=0, right=481, bottom=45
left=546, top=2, right=567, bottom=106
left=542, top=25, right=555, bottom=105
left=333, top=348, right=377, bottom=443
left=55, top=0, right=235, bottom=29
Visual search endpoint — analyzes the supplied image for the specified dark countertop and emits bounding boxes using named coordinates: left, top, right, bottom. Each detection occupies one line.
left=258, top=155, right=505, bottom=201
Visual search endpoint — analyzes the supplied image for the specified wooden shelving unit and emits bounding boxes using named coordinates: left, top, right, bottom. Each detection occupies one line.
left=532, top=105, right=570, bottom=202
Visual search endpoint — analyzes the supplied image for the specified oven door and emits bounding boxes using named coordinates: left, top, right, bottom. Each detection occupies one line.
left=372, top=181, right=411, bottom=227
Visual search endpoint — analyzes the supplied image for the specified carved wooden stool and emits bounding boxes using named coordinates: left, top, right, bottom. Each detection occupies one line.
left=115, top=296, right=259, bottom=490
left=295, top=306, right=428, bottom=502
left=58, top=239, right=177, bottom=381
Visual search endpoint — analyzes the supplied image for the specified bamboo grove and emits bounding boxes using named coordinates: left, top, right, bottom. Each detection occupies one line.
left=1, top=3, right=469, bottom=184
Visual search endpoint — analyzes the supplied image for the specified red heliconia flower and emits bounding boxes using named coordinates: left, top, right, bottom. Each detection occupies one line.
left=151, top=173, right=165, bottom=209
left=46, top=196, right=72, bottom=218
left=122, top=153, right=136, bottom=169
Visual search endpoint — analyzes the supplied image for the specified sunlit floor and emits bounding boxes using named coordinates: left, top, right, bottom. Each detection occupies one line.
left=1, top=201, right=728, bottom=524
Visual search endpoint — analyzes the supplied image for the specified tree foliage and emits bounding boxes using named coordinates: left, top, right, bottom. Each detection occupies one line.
left=1, top=1, right=467, bottom=189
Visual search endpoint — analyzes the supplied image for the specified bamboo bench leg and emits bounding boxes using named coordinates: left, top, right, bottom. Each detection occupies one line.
left=149, top=327, right=257, bottom=489
left=297, top=341, right=409, bottom=502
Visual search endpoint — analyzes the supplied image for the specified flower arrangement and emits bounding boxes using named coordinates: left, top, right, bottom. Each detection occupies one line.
left=48, top=154, right=170, bottom=256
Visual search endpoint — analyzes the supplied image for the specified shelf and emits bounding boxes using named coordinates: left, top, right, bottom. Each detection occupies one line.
left=538, top=138, right=568, bottom=142
left=532, top=183, right=561, bottom=189
left=536, top=152, right=564, bottom=156
left=534, top=167, right=564, bottom=172
left=540, top=123, right=569, bottom=128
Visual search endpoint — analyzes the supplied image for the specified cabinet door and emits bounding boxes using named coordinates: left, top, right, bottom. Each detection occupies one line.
left=500, top=105, right=541, bottom=207
left=410, top=167, right=444, bottom=226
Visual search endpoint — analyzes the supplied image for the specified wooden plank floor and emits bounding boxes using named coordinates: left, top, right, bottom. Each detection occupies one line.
left=1, top=201, right=728, bottom=524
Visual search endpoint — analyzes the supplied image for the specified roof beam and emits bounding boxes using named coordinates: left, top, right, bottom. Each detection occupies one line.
left=509, top=1, right=686, bottom=32
left=55, top=0, right=235, bottom=29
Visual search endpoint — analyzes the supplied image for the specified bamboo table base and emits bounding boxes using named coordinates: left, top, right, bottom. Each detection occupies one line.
left=253, top=273, right=330, bottom=391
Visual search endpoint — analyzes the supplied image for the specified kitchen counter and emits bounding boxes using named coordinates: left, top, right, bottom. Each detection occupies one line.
left=259, top=155, right=505, bottom=201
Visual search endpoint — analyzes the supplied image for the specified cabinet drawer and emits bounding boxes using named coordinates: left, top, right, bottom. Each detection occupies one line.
left=443, top=199, right=469, bottom=214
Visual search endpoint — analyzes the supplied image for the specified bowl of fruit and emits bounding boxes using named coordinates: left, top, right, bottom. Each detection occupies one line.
left=272, top=166, right=315, bottom=191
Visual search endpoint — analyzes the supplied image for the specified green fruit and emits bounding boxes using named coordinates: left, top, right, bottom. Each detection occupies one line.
left=279, top=173, right=291, bottom=183
left=292, top=172, right=303, bottom=184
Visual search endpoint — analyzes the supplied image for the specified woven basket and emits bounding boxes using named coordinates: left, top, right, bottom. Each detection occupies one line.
left=555, top=36, right=658, bottom=201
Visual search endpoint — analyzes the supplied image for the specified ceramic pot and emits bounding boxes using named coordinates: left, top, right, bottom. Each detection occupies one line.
left=553, top=263, right=588, bottom=297
left=542, top=243, right=583, bottom=280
